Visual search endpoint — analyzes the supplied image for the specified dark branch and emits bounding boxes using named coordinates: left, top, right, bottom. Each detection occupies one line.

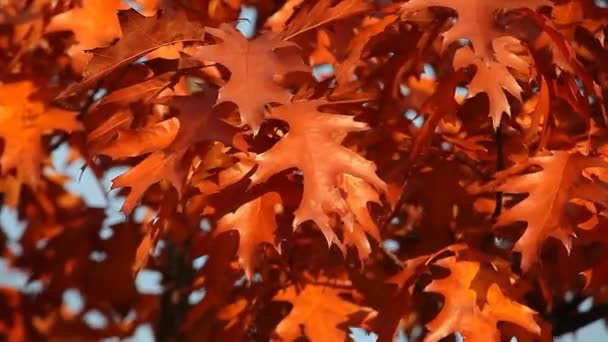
left=156, top=238, right=193, bottom=342
left=492, top=123, right=504, bottom=218
left=551, top=301, right=608, bottom=336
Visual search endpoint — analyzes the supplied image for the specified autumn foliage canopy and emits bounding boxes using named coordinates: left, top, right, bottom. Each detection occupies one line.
left=2, top=0, right=608, bottom=341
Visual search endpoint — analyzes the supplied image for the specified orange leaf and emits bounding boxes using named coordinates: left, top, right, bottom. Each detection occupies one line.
left=98, top=72, right=177, bottom=106
left=401, top=0, right=549, bottom=128
left=46, top=0, right=126, bottom=50
left=193, top=24, right=309, bottom=133
left=0, top=81, right=82, bottom=187
left=59, top=9, right=204, bottom=98
left=265, top=0, right=306, bottom=32
left=105, top=90, right=243, bottom=213
left=249, top=99, right=386, bottom=249
left=334, top=15, right=398, bottom=90
left=453, top=46, right=523, bottom=129
left=424, top=256, right=540, bottom=342
left=98, top=117, right=180, bottom=158
left=524, top=75, right=551, bottom=142
left=216, top=192, right=282, bottom=280
left=339, top=174, right=382, bottom=260
left=132, top=221, right=160, bottom=274
left=273, top=283, right=373, bottom=341
left=280, top=0, right=372, bottom=40
left=401, top=0, right=549, bottom=59
left=496, top=151, right=608, bottom=270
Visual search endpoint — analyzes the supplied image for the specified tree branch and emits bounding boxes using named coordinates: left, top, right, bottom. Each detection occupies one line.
left=156, top=238, right=193, bottom=342
left=551, top=301, right=608, bottom=336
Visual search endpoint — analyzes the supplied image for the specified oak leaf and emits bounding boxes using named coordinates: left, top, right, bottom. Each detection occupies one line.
left=372, top=256, right=429, bottom=341
left=334, top=15, right=398, bottom=91
left=309, top=29, right=336, bottom=66
left=249, top=99, right=386, bottom=249
left=0, top=81, right=82, bottom=187
left=550, top=0, right=608, bottom=41
left=100, top=90, right=242, bottom=212
left=132, top=220, right=160, bottom=274
left=87, top=109, right=133, bottom=147
left=98, top=72, right=178, bottom=106
left=193, top=150, right=255, bottom=196
left=280, top=0, right=372, bottom=40
left=338, top=174, right=381, bottom=260
left=401, top=0, right=549, bottom=58
left=453, top=46, right=524, bottom=129
left=265, top=0, right=306, bottom=32
left=46, top=0, right=127, bottom=51
left=105, top=130, right=185, bottom=214
left=410, top=70, right=469, bottom=160
left=59, top=9, right=205, bottom=98
left=273, top=283, right=373, bottom=341
left=97, top=117, right=180, bottom=158
left=424, top=256, right=540, bottom=342
left=4, top=0, right=49, bottom=69
left=495, top=151, right=608, bottom=271
left=216, top=192, right=282, bottom=280
left=193, top=24, right=309, bottom=133
left=523, top=75, right=551, bottom=143
left=401, top=0, right=549, bottom=128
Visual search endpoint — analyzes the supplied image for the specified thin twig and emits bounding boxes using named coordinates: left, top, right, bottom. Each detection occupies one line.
left=550, top=297, right=608, bottom=336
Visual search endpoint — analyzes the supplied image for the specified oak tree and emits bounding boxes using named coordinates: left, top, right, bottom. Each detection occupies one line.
left=1, top=0, right=608, bottom=341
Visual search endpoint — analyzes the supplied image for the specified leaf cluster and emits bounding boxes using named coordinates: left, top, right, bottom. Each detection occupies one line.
left=1, top=0, right=608, bottom=341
